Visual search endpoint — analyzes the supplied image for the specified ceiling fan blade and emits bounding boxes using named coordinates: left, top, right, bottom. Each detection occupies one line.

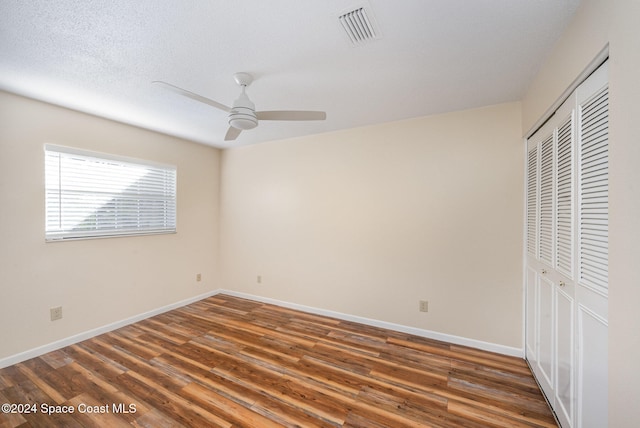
left=224, top=126, right=242, bottom=141
left=256, top=111, right=327, bottom=121
left=152, top=81, right=231, bottom=112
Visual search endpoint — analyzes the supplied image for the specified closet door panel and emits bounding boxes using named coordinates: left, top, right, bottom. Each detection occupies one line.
left=575, top=63, right=609, bottom=428
left=536, top=275, right=555, bottom=398
left=577, top=306, right=607, bottom=428
left=525, top=267, right=538, bottom=361
left=555, top=286, right=575, bottom=427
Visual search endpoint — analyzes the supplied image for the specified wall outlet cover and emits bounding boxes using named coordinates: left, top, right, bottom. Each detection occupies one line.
left=50, top=306, right=63, bottom=321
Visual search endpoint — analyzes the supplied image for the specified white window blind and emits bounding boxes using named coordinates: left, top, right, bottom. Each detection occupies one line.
left=45, top=145, right=176, bottom=241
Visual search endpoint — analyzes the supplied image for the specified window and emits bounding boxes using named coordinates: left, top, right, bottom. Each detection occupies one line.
left=45, top=145, right=176, bottom=241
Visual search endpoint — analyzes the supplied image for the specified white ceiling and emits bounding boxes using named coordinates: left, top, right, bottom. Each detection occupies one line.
left=0, top=0, right=580, bottom=148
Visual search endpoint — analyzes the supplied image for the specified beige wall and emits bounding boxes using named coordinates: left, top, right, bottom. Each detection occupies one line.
left=609, top=1, right=640, bottom=426
left=522, top=0, right=640, bottom=425
left=220, top=102, right=524, bottom=349
left=0, top=91, right=220, bottom=361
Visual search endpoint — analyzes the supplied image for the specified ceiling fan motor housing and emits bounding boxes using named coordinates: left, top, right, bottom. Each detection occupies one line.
left=228, top=90, right=258, bottom=130
left=228, top=108, right=258, bottom=130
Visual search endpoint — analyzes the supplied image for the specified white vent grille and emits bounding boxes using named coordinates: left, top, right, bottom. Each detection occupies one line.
left=338, top=7, right=378, bottom=45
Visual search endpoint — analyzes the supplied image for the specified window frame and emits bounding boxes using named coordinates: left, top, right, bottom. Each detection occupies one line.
left=44, top=144, right=177, bottom=242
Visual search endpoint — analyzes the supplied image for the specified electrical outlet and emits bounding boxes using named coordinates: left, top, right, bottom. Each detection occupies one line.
left=419, top=300, right=429, bottom=313
left=50, top=306, right=63, bottom=321
left=196, top=273, right=202, bottom=282
left=257, top=275, right=262, bottom=284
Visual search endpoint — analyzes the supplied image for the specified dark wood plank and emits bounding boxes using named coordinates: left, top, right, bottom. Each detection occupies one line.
left=0, top=294, right=557, bottom=427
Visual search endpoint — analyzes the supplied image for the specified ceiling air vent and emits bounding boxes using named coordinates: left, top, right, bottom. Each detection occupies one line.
left=338, top=6, right=379, bottom=46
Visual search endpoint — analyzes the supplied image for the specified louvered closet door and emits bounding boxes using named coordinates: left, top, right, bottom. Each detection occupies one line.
left=525, top=60, right=608, bottom=428
left=552, top=98, right=576, bottom=428
left=575, top=63, right=608, bottom=428
left=525, top=119, right=556, bottom=401
left=525, top=142, right=538, bottom=369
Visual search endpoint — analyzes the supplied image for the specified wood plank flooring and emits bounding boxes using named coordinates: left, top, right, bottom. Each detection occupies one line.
left=0, top=294, right=557, bottom=427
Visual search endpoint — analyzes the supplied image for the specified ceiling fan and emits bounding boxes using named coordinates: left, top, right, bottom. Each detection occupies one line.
left=153, top=73, right=326, bottom=141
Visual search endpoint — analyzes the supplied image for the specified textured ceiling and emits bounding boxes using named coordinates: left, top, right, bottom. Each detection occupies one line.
left=0, top=0, right=580, bottom=148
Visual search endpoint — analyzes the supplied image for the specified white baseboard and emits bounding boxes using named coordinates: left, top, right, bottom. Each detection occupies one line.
left=219, top=289, right=524, bottom=358
left=1, top=288, right=523, bottom=368
left=0, top=289, right=220, bottom=369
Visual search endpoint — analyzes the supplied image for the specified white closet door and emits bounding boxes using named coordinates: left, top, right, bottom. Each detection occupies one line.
left=553, top=97, right=576, bottom=428
left=526, top=119, right=556, bottom=400
left=525, top=60, right=608, bottom=428
left=575, top=62, right=608, bottom=428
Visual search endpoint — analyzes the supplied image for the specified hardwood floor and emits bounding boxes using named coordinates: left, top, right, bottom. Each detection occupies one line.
left=0, top=294, right=557, bottom=427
